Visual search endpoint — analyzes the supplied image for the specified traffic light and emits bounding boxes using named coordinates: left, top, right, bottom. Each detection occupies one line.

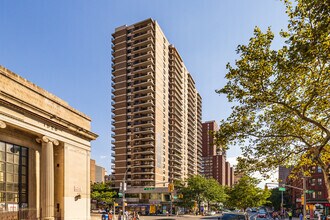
left=301, top=195, right=304, bottom=204
left=168, top=183, right=174, bottom=192
left=178, top=194, right=183, bottom=199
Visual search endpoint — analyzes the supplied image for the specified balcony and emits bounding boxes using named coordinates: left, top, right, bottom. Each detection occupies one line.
left=133, top=93, right=154, bottom=101
left=133, top=79, right=154, bottom=88
left=170, top=153, right=182, bottom=161
left=134, top=85, right=154, bottom=94
left=133, top=65, right=154, bottom=74
left=132, top=174, right=154, bottom=181
left=133, top=141, right=154, bottom=148
left=133, top=30, right=153, bottom=41
left=133, top=23, right=154, bottom=34
left=133, top=58, right=154, bottom=68
left=134, top=72, right=154, bottom=82
left=170, top=169, right=181, bottom=176
left=133, top=127, right=154, bottom=135
left=133, top=37, right=154, bottom=48
left=132, top=156, right=154, bottom=161
left=169, top=143, right=182, bottom=154
left=133, top=133, right=154, bottom=141
left=133, top=100, right=154, bottom=108
left=133, top=106, right=154, bottom=115
left=132, top=44, right=154, bottom=54
left=133, top=51, right=153, bottom=61
left=133, top=169, right=155, bottom=175
left=132, top=162, right=154, bottom=168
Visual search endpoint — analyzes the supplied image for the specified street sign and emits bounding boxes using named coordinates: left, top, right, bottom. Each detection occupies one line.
left=173, top=196, right=178, bottom=199
left=279, top=187, right=286, bottom=191
left=118, top=192, right=123, bottom=197
left=305, top=190, right=314, bottom=194
left=144, top=187, right=155, bottom=191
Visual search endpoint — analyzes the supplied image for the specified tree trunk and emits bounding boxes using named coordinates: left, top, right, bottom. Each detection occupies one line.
left=322, top=165, right=330, bottom=202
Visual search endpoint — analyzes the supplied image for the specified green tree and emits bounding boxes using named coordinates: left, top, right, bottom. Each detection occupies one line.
left=215, top=0, right=330, bottom=200
left=204, top=178, right=227, bottom=211
left=269, top=188, right=282, bottom=211
left=225, top=176, right=270, bottom=210
left=176, top=175, right=227, bottom=212
left=185, top=175, right=207, bottom=212
left=91, top=182, right=117, bottom=209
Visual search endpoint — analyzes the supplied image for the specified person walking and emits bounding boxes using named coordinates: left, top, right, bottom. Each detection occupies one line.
left=287, top=210, right=293, bottom=220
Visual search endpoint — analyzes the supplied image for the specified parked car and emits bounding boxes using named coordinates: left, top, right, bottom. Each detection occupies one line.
left=257, top=210, right=268, bottom=218
left=202, top=212, right=249, bottom=220
left=206, top=211, right=217, bottom=216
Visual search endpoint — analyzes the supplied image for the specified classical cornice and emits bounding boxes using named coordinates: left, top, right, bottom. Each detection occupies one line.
left=0, top=98, right=98, bottom=141
left=0, top=66, right=91, bottom=121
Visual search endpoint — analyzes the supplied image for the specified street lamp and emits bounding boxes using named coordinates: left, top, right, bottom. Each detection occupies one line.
left=121, top=167, right=129, bottom=220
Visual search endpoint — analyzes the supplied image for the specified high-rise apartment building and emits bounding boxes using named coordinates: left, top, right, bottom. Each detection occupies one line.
left=201, top=120, right=234, bottom=186
left=111, top=18, right=202, bottom=189
left=278, top=165, right=293, bottom=183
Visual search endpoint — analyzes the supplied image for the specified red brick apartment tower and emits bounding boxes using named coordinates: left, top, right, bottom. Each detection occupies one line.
left=202, top=121, right=234, bottom=186
left=286, top=166, right=329, bottom=216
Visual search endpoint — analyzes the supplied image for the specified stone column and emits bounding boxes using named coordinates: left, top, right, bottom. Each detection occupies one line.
left=36, top=136, right=59, bottom=220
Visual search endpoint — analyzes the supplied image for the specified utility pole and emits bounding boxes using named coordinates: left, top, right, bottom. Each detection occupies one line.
left=281, top=189, right=284, bottom=215
left=303, top=177, right=307, bottom=220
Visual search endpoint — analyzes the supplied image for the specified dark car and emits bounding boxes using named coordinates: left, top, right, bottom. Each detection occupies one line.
left=202, top=212, right=249, bottom=220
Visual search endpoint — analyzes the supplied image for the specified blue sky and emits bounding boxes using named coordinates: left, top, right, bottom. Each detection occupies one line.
left=0, top=0, right=288, bottom=175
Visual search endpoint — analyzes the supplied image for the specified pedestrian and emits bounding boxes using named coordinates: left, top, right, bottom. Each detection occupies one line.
left=299, top=212, right=303, bottom=220
left=288, top=210, right=293, bottom=220
left=108, top=211, right=113, bottom=220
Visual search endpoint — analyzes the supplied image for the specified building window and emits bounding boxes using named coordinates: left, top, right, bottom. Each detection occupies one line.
left=0, top=141, right=29, bottom=211
left=317, top=167, right=322, bottom=173
left=311, top=179, right=316, bottom=186
left=317, top=191, right=322, bottom=198
left=311, top=166, right=316, bottom=173
left=312, top=192, right=316, bottom=199
left=317, top=178, right=322, bottom=185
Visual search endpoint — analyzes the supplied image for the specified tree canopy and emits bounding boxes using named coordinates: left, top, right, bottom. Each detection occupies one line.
left=225, top=176, right=270, bottom=210
left=215, top=0, right=330, bottom=199
left=91, top=182, right=117, bottom=208
left=176, top=175, right=227, bottom=212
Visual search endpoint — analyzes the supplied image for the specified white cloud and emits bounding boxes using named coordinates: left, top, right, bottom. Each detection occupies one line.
left=100, top=155, right=107, bottom=159
left=226, top=156, right=278, bottom=188
left=227, top=156, right=238, bottom=166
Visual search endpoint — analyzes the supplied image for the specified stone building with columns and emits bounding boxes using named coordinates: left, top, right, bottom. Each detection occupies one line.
left=0, top=66, right=98, bottom=219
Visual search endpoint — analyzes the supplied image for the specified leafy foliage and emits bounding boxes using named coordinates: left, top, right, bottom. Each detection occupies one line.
left=175, top=175, right=227, bottom=211
left=215, top=0, right=330, bottom=199
left=91, top=182, right=117, bottom=208
left=225, top=176, right=270, bottom=210
left=268, top=188, right=282, bottom=211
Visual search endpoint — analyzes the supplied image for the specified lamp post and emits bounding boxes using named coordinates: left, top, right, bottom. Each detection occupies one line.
left=302, top=177, right=307, bottom=220
left=122, top=168, right=129, bottom=220
left=281, top=189, right=284, bottom=216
